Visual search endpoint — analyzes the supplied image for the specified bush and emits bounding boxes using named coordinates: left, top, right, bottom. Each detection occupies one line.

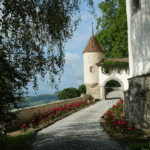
left=77, top=84, right=86, bottom=95
left=57, top=87, right=81, bottom=100
left=106, top=80, right=121, bottom=87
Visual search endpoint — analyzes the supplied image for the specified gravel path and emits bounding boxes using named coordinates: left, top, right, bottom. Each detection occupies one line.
left=106, top=90, right=121, bottom=99
left=26, top=97, right=130, bottom=150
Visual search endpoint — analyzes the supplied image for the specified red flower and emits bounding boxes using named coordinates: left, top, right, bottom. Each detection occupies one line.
left=20, top=99, right=98, bottom=131
left=128, top=127, right=132, bottom=130
left=22, top=124, right=27, bottom=128
left=39, top=115, right=42, bottom=119
left=113, top=122, right=116, bottom=126
left=112, top=115, right=115, bottom=118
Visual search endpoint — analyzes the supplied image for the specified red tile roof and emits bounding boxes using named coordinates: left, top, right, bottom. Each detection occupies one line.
left=82, top=22, right=104, bottom=54
left=82, top=36, right=104, bottom=54
left=82, top=22, right=128, bottom=65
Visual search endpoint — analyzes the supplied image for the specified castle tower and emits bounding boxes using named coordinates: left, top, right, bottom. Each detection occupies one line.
left=82, top=22, right=104, bottom=98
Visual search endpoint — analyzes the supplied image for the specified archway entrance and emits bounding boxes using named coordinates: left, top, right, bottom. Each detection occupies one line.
left=102, top=77, right=124, bottom=100
left=105, top=80, right=121, bottom=100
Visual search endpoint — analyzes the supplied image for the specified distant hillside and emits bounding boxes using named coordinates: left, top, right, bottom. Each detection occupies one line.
left=54, top=90, right=62, bottom=95
left=9, top=93, right=60, bottom=110
left=24, top=94, right=59, bottom=101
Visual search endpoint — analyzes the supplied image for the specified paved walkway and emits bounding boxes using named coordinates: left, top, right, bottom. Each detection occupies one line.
left=26, top=98, right=130, bottom=150
left=106, top=90, right=121, bottom=100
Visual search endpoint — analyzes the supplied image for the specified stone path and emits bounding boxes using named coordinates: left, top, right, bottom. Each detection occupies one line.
left=106, top=90, right=121, bottom=100
left=26, top=99, right=130, bottom=150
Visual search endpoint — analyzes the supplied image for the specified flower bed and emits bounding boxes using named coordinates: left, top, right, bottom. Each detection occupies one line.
left=19, top=98, right=95, bottom=134
left=100, top=98, right=150, bottom=150
left=101, top=98, right=132, bottom=134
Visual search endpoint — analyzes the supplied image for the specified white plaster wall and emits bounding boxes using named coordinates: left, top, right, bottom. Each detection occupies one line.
left=126, top=0, right=150, bottom=78
left=83, top=52, right=103, bottom=85
left=99, top=66, right=131, bottom=98
left=126, top=0, right=133, bottom=77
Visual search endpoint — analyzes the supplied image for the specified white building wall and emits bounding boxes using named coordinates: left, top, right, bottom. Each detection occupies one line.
left=126, top=0, right=150, bottom=78
left=99, top=66, right=131, bottom=99
left=83, top=52, right=103, bottom=85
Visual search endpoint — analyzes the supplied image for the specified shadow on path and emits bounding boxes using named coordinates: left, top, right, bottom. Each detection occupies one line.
left=105, top=90, right=121, bottom=100
left=105, top=97, right=121, bottom=100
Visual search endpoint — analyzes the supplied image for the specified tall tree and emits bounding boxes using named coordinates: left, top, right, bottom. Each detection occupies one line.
left=0, top=0, right=97, bottom=140
left=94, top=0, right=128, bottom=59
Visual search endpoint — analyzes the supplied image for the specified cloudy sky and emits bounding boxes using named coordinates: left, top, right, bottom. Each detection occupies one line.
left=1, top=0, right=119, bottom=97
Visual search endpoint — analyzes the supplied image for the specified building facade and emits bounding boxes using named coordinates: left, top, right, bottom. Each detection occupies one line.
left=83, top=23, right=131, bottom=101
left=123, top=0, right=150, bottom=133
left=83, top=0, right=150, bottom=133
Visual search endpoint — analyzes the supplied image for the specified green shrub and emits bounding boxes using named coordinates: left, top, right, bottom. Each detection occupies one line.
left=57, top=87, right=81, bottom=100
left=106, top=80, right=121, bottom=87
left=77, top=84, right=86, bottom=95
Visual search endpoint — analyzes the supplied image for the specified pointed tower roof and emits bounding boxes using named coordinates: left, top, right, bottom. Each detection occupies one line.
left=82, top=22, right=104, bottom=54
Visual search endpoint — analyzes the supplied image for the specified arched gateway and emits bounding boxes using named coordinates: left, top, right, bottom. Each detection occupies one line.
left=82, top=22, right=131, bottom=101
left=102, top=77, right=124, bottom=100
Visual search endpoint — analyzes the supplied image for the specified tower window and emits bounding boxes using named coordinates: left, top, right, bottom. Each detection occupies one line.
left=132, top=0, right=141, bottom=16
left=90, top=67, right=93, bottom=72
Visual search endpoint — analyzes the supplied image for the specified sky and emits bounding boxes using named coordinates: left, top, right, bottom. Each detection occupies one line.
left=1, top=0, right=119, bottom=97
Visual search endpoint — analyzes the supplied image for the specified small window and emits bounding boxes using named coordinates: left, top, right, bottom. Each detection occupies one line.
left=90, top=67, right=93, bottom=72
left=132, top=0, right=141, bottom=16
left=133, top=0, right=139, bottom=9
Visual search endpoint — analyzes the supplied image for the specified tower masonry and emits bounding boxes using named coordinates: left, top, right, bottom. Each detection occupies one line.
left=82, top=22, right=104, bottom=99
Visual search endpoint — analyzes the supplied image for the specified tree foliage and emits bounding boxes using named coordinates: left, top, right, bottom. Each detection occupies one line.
left=77, top=84, right=86, bottom=95
left=106, top=80, right=121, bottom=87
left=0, top=0, right=97, bottom=139
left=57, top=84, right=86, bottom=100
left=95, top=0, right=128, bottom=59
left=57, top=87, right=81, bottom=100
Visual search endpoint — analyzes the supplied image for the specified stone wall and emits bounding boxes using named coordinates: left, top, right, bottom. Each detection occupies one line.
left=85, top=83, right=101, bottom=100
left=123, top=74, right=150, bottom=133
left=2, top=94, right=91, bottom=133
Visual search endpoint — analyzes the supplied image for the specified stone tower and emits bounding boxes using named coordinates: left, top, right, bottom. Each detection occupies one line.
left=82, top=22, right=104, bottom=99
